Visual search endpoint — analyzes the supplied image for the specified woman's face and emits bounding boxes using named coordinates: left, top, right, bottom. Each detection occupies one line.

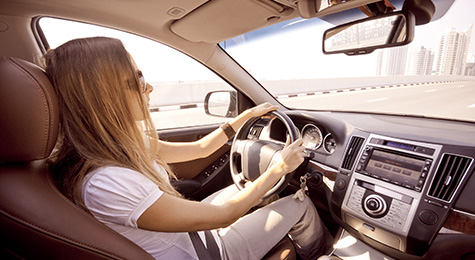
left=128, top=55, right=154, bottom=118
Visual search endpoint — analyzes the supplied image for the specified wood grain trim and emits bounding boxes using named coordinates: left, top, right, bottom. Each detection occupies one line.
left=443, top=210, right=475, bottom=235
left=307, top=160, right=338, bottom=181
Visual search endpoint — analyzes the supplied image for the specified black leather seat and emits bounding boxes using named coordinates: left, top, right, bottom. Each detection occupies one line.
left=0, top=57, right=295, bottom=260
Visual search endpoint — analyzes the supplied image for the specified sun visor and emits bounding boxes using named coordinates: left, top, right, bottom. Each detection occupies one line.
left=298, top=0, right=380, bottom=19
left=171, top=0, right=296, bottom=43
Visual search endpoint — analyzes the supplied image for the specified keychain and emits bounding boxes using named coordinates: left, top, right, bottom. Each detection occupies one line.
left=293, top=173, right=310, bottom=201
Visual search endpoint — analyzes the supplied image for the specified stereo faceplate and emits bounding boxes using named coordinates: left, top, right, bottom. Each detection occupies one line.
left=340, top=134, right=442, bottom=252
left=346, top=180, right=412, bottom=230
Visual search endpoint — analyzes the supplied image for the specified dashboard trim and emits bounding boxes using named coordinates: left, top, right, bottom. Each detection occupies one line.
left=443, top=209, right=475, bottom=235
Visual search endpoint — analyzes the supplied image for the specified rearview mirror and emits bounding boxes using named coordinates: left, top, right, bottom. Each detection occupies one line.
left=204, top=90, right=238, bottom=118
left=323, top=11, right=415, bottom=55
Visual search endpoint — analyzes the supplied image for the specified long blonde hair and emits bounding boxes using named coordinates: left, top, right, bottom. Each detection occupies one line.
left=44, top=37, right=181, bottom=207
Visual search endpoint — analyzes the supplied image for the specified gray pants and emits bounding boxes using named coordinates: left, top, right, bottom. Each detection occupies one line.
left=203, top=185, right=330, bottom=260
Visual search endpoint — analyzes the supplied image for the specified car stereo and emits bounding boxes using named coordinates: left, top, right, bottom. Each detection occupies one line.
left=355, top=140, right=433, bottom=192
left=340, top=134, right=442, bottom=252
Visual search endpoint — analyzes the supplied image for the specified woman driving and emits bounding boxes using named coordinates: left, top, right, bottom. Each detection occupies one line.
left=44, top=36, right=330, bottom=260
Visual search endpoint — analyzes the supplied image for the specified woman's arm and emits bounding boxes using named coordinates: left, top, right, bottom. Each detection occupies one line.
left=137, top=138, right=305, bottom=232
left=157, top=103, right=278, bottom=164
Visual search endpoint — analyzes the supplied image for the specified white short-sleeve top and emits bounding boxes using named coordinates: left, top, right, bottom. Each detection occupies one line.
left=82, top=165, right=222, bottom=259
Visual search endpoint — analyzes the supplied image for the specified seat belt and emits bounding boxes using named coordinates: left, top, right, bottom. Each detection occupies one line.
left=188, top=231, right=222, bottom=260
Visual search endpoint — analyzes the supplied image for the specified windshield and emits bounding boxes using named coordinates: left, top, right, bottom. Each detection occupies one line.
left=220, top=0, right=475, bottom=122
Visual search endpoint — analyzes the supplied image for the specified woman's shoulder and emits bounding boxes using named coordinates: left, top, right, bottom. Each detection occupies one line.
left=82, top=165, right=165, bottom=228
left=84, top=165, right=156, bottom=190
left=90, top=165, right=141, bottom=177
left=82, top=165, right=164, bottom=205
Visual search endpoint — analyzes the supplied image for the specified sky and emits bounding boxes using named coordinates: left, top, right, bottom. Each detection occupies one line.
left=412, top=0, right=474, bottom=54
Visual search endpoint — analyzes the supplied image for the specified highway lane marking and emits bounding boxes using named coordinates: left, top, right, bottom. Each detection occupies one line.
left=367, top=98, right=388, bottom=103
left=457, top=85, right=465, bottom=88
left=468, top=104, right=475, bottom=109
left=425, top=89, right=437, bottom=93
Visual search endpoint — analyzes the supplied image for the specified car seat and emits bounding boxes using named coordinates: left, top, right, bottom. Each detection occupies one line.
left=0, top=57, right=296, bottom=260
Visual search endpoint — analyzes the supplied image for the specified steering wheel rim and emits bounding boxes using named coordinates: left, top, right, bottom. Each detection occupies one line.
left=229, top=110, right=299, bottom=199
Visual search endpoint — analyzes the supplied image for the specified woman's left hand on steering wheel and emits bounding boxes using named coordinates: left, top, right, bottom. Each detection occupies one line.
left=247, top=102, right=279, bottom=117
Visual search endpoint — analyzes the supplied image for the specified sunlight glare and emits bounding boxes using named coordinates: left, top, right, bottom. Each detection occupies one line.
left=334, top=234, right=357, bottom=249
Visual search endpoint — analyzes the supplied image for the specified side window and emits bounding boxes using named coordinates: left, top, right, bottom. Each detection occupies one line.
left=38, top=17, right=233, bottom=129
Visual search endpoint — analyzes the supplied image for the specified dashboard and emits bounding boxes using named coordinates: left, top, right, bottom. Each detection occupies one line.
left=266, top=110, right=475, bottom=259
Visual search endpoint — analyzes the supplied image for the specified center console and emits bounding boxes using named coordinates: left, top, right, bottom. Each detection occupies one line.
left=332, top=133, right=445, bottom=255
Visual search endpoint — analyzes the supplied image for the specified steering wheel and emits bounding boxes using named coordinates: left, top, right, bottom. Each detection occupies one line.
left=229, top=110, right=300, bottom=199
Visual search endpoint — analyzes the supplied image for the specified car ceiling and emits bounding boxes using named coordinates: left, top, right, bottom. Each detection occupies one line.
left=0, top=0, right=455, bottom=65
left=0, top=0, right=401, bottom=45
left=1, top=0, right=300, bottom=42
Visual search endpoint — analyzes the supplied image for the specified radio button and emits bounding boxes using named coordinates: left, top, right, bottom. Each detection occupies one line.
left=390, top=180, right=401, bottom=185
left=415, top=147, right=435, bottom=156
left=356, top=164, right=364, bottom=172
left=370, top=139, right=384, bottom=145
left=336, top=179, right=346, bottom=190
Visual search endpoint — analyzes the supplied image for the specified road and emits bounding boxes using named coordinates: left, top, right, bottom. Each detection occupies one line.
left=281, top=80, right=475, bottom=122
left=151, top=80, right=475, bottom=130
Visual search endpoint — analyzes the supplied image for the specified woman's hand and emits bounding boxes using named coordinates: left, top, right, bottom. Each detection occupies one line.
left=279, top=138, right=306, bottom=174
left=246, top=102, right=279, bottom=118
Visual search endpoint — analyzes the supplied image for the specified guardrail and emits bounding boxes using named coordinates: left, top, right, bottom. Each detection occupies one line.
left=148, top=75, right=475, bottom=112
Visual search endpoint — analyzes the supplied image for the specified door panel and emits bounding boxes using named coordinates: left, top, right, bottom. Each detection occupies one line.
left=158, top=124, right=233, bottom=200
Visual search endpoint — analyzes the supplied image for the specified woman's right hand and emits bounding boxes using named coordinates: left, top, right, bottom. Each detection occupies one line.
left=278, top=138, right=306, bottom=174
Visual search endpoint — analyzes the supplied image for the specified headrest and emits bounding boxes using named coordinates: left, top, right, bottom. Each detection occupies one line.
left=0, top=57, right=59, bottom=162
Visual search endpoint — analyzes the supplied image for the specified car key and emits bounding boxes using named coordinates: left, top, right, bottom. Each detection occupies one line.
left=293, top=173, right=310, bottom=201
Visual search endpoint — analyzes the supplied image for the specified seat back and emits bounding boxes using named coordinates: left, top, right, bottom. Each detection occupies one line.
left=0, top=57, right=154, bottom=260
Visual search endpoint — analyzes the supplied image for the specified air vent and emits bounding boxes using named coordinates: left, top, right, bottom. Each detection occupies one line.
left=428, top=154, right=473, bottom=202
left=341, top=136, right=365, bottom=170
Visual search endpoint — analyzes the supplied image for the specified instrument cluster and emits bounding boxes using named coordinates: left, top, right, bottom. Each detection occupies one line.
left=301, top=123, right=336, bottom=154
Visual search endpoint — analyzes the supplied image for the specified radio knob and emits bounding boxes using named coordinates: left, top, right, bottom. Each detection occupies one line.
left=363, top=194, right=387, bottom=218
left=366, top=198, right=380, bottom=211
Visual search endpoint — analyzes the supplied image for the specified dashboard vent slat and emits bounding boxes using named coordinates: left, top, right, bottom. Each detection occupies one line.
left=429, top=154, right=473, bottom=202
left=341, top=136, right=365, bottom=170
